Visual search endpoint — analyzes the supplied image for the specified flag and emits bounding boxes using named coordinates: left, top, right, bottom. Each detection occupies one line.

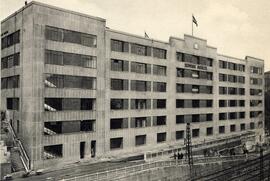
left=192, top=15, right=198, bottom=27
left=144, top=31, right=149, bottom=38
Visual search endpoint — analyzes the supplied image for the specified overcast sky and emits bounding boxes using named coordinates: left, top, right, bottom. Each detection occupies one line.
left=1, top=0, right=270, bottom=71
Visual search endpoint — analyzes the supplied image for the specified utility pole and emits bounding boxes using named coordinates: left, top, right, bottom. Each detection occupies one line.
left=259, top=146, right=264, bottom=181
left=185, top=122, right=193, bottom=179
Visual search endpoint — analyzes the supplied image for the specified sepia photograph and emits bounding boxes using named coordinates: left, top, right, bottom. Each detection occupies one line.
left=0, top=0, right=270, bottom=180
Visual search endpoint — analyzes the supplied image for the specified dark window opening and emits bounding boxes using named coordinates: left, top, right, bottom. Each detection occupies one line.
left=153, top=116, right=166, bottom=126
left=176, top=130, right=184, bottom=140
left=110, top=137, right=123, bottom=149
left=206, top=127, right=213, bottom=136
left=111, top=99, right=128, bottom=110
left=153, top=99, right=166, bottom=109
left=219, top=126, right=225, bottom=134
left=157, top=132, right=166, bottom=143
left=44, top=144, right=63, bottom=159
left=192, top=129, right=200, bottom=138
left=110, top=118, right=128, bottom=129
left=135, top=135, right=146, bottom=146
left=230, top=125, right=236, bottom=132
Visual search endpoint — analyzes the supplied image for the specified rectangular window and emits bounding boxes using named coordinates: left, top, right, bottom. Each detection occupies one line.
left=131, top=43, right=151, bottom=56
left=130, top=117, right=151, bottom=128
left=230, top=125, right=236, bottom=132
left=250, top=89, right=262, bottom=96
left=219, top=60, right=227, bottom=69
left=219, top=87, right=227, bottom=95
left=131, top=62, right=151, bottom=74
left=110, top=99, right=128, bottom=110
left=176, top=130, right=185, bottom=140
left=44, top=98, right=95, bottom=111
left=1, top=30, right=20, bottom=49
left=206, top=127, right=213, bottom=136
left=240, top=123, right=245, bottom=131
left=110, top=137, right=123, bottom=149
left=111, top=79, right=129, bottom=90
left=176, top=99, right=184, bottom=108
left=130, top=80, right=151, bottom=92
left=176, top=52, right=184, bottom=62
left=219, top=74, right=227, bottom=81
left=219, top=126, right=225, bottom=134
left=111, top=59, right=129, bottom=72
left=153, top=116, right=166, bottom=126
left=238, top=76, right=245, bottom=84
left=219, top=100, right=227, bottom=107
left=219, top=113, right=227, bottom=120
left=44, top=144, right=63, bottom=159
left=250, top=122, right=255, bottom=129
left=238, top=88, right=245, bottom=95
left=1, top=52, right=20, bottom=69
left=229, top=112, right=237, bottom=120
left=130, top=99, right=151, bottom=109
left=192, top=129, right=200, bottom=138
left=192, top=114, right=200, bottom=123
left=135, top=135, right=146, bottom=146
left=153, top=82, right=166, bottom=92
left=110, top=118, right=128, bottom=129
left=239, top=112, right=245, bottom=119
left=229, top=100, right=237, bottom=107
left=1, top=75, right=20, bottom=89
left=228, top=87, right=237, bottom=95
left=111, top=39, right=129, bottom=52
left=176, top=115, right=185, bottom=124
left=239, top=100, right=245, bottom=107
left=153, top=48, right=166, bottom=59
left=153, top=65, right=166, bottom=76
left=153, top=99, right=166, bottom=109
left=6, top=98, right=19, bottom=110
left=157, top=132, right=166, bottom=143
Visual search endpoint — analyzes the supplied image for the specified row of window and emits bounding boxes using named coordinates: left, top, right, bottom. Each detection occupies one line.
left=250, top=78, right=263, bottom=85
left=176, top=52, right=213, bottom=67
left=45, top=74, right=96, bottom=90
left=110, top=122, right=255, bottom=149
left=250, top=89, right=262, bottom=96
left=111, top=39, right=167, bottom=59
left=219, top=74, right=245, bottom=84
left=45, top=50, right=97, bottom=68
left=250, top=100, right=262, bottom=107
left=45, top=26, right=97, bottom=47
left=219, top=100, right=245, bottom=107
left=219, top=87, right=245, bottom=95
left=219, top=112, right=245, bottom=120
left=110, top=116, right=166, bottom=129
left=111, top=79, right=166, bottom=92
left=1, top=52, right=20, bottom=69
left=250, top=111, right=263, bottom=118
left=219, top=60, right=245, bottom=72
left=177, top=68, right=212, bottom=80
left=250, top=66, right=263, bottom=75
left=1, top=30, right=20, bottom=49
left=176, top=114, right=213, bottom=124
left=111, top=59, right=167, bottom=76
left=1, top=75, right=20, bottom=89
left=176, top=99, right=212, bottom=108
left=111, top=99, right=166, bottom=110
left=176, top=84, right=212, bottom=94
left=44, top=98, right=95, bottom=111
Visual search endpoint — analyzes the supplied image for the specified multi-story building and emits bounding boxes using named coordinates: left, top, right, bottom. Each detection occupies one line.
left=265, top=71, right=270, bottom=135
left=1, top=1, right=264, bottom=169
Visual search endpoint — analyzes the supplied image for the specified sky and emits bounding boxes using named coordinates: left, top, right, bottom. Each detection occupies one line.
left=1, top=0, right=270, bottom=71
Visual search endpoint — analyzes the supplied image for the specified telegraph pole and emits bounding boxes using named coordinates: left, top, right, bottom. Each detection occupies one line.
left=185, top=122, right=193, bottom=179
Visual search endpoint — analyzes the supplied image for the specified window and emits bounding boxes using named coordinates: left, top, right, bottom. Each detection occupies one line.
left=135, top=135, right=146, bottom=146
left=110, top=137, right=123, bottom=149
left=153, top=99, right=166, bottom=109
left=80, top=120, right=95, bottom=132
left=110, top=99, right=128, bottom=110
left=153, top=65, right=166, bottom=76
left=110, top=118, right=128, bottom=129
left=239, top=100, right=245, bottom=107
left=206, top=114, right=213, bottom=121
left=6, top=98, right=19, bottom=110
left=153, top=116, right=166, bottom=126
left=131, top=80, right=151, bottom=91
left=131, top=62, right=151, bottom=74
left=219, top=126, right=225, bottom=134
left=229, top=100, right=237, bottom=107
left=219, top=74, right=227, bottom=81
left=130, top=99, right=151, bottom=109
left=219, top=87, right=227, bottom=95
left=229, top=112, right=237, bottom=120
left=45, top=50, right=96, bottom=68
left=250, top=111, right=262, bottom=118
left=238, top=64, right=245, bottom=72
left=238, top=88, right=245, bottom=95
left=44, top=98, right=95, bottom=111
left=131, top=43, right=151, bottom=56
left=192, top=115, right=200, bottom=123
left=130, top=117, right=151, bottom=128
left=250, top=122, right=255, bottom=130
left=219, top=113, right=227, bottom=120
left=111, top=79, right=129, bottom=90
left=250, top=66, right=262, bottom=75
left=153, top=82, right=166, bottom=92
left=192, top=129, right=200, bottom=138
left=1, top=30, right=20, bottom=49
left=239, top=112, right=245, bottom=119
left=111, top=59, right=129, bottom=72
left=45, top=74, right=96, bottom=89
left=45, top=26, right=96, bottom=47
left=176, top=130, right=185, bottom=140
left=230, top=125, right=236, bottom=132
left=206, top=127, right=213, bottom=136
left=176, top=52, right=184, bottom=62
left=1, top=53, right=20, bottom=69
left=250, top=89, right=262, bottom=96
left=1, top=75, right=20, bottom=89
left=176, top=99, right=184, bottom=108
left=228, top=62, right=237, bottom=70
left=219, top=100, right=227, bottom=107
left=238, top=76, right=245, bottom=84
left=219, top=60, right=227, bottom=69
left=157, top=132, right=166, bottom=143
left=228, top=87, right=237, bottom=95
left=228, top=75, right=237, bottom=83
left=44, top=144, right=63, bottom=159
left=250, top=100, right=262, bottom=107
left=250, top=78, right=262, bottom=85
left=153, top=48, right=166, bottom=59
left=111, top=39, right=129, bottom=52
left=176, top=115, right=185, bottom=124
left=240, top=124, right=245, bottom=131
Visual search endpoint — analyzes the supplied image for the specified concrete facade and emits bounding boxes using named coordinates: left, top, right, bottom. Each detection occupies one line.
left=1, top=1, right=264, bottom=169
